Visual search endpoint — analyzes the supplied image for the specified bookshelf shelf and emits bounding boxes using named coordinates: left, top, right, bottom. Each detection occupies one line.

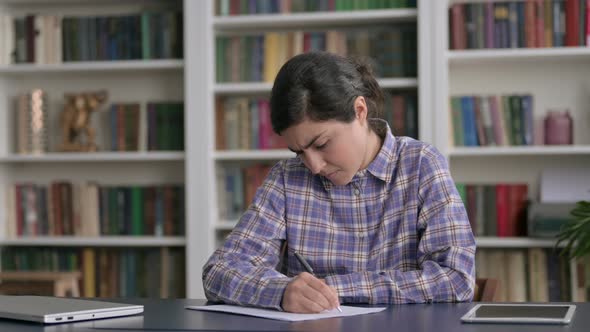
left=213, top=8, right=418, bottom=30
left=214, top=78, right=418, bottom=95
left=475, top=237, right=563, bottom=249
left=0, top=236, right=186, bottom=247
left=0, top=152, right=185, bottom=163
left=448, top=47, right=590, bottom=65
left=449, top=146, right=590, bottom=157
left=0, top=60, right=184, bottom=74
left=214, top=150, right=295, bottom=161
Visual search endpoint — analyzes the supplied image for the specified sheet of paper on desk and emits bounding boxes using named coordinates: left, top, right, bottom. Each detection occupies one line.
left=185, top=305, right=386, bottom=322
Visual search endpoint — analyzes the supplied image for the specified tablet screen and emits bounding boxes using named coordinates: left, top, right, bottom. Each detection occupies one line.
left=474, top=305, right=570, bottom=319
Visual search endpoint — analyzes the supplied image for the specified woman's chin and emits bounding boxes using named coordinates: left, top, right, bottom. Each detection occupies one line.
left=328, top=171, right=352, bottom=186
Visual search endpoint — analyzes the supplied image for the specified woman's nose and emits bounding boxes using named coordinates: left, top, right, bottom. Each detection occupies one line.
left=303, top=151, right=326, bottom=175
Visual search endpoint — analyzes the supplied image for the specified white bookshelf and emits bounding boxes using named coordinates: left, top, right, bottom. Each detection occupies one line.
left=0, top=236, right=186, bottom=247
left=213, top=150, right=294, bottom=161
left=213, top=8, right=418, bottom=30
left=0, top=59, right=183, bottom=74
left=0, top=0, right=192, bottom=296
left=188, top=0, right=434, bottom=298
left=475, top=237, right=564, bottom=249
left=214, top=78, right=418, bottom=95
left=0, top=152, right=185, bottom=162
left=447, top=47, right=590, bottom=64
left=450, top=145, right=590, bottom=157
left=432, top=0, right=589, bottom=301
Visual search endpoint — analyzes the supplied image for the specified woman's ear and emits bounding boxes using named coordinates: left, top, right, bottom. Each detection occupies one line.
left=354, top=96, right=368, bottom=122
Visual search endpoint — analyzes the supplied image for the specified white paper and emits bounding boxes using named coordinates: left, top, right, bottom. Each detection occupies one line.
left=185, top=304, right=386, bottom=322
left=541, top=168, right=590, bottom=203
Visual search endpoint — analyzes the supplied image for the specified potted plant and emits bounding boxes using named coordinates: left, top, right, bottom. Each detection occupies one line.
left=556, top=201, right=590, bottom=259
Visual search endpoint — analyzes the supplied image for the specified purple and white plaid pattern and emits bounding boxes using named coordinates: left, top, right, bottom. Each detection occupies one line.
left=203, top=126, right=476, bottom=310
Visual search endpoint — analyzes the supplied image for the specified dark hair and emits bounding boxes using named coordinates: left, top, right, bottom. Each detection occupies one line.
left=270, top=52, right=383, bottom=135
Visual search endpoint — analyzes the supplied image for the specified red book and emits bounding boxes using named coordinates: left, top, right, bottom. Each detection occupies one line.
left=508, top=184, right=529, bottom=236
left=144, top=186, right=156, bottom=235
left=51, top=182, right=63, bottom=236
left=258, top=99, right=271, bottom=149
left=229, top=0, right=240, bottom=15
left=243, top=166, right=259, bottom=207
left=164, top=186, right=174, bottom=235
left=303, top=32, right=312, bottom=52
left=450, top=4, right=466, bottom=50
left=525, top=1, right=536, bottom=48
left=117, top=104, right=126, bottom=151
left=391, top=95, right=406, bottom=136
left=466, top=185, right=477, bottom=235
left=495, top=184, right=510, bottom=237
left=565, top=0, right=580, bottom=46
left=15, top=184, right=23, bottom=236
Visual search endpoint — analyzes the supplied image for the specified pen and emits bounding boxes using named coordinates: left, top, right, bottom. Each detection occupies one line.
left=294, top=251, right=342, bottom=313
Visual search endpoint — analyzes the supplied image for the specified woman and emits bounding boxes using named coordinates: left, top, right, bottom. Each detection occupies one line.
left=203, top=52, right=475, bottom=313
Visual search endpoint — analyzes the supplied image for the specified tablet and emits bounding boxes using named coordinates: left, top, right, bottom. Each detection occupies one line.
left=461, top=304, right=576, bottom=324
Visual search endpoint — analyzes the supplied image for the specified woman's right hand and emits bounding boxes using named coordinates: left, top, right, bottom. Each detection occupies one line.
left=281, top=272, right=340, bottom=313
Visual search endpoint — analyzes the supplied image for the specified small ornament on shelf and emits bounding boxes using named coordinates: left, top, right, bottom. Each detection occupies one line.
left=544, top=110, right=573, bottom=145
left=16, top=89, right=49, bottom=154
left=59, top=90, right=108, bottom=152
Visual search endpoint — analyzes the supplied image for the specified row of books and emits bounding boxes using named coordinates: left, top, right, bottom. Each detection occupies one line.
left=456, top=183, right=528, bottom=237
left=215, top=0, right=416, bottom=15
left=384, top=92, right=418, bottom=139
left=450, top=94, right=534, bottom=147
left=0, top=247, right=185, bottom=298
left=107, top=102, right=184, bottom=152
left=5, top=182, right=185, bottom=237
left=216, top=97, right=287, bottom=151
left=216, top=93, right=417, bottom=151
left=0, top=12, right=182, bottom=65
left=215, top=25, right=416, bottom=83
left=476, top=249, right=577, bottom=302
left=217, top=164, right=273, bottom=220
left=449, top=0, right=590, bottom=50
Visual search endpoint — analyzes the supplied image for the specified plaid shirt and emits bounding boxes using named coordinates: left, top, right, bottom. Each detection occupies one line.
left=203, top=124, right=476, bottom=310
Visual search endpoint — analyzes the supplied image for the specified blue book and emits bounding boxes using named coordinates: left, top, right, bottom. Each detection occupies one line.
left=521, top=95, right=534, bottom=146
left=461, top=96, right=478, bottom=146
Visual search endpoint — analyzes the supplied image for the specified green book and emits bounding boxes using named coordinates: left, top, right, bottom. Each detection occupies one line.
left=215, top=37, right=226, bottom=83
left=451, top=97, right=464, bottom=146
left=509, top=95, right=523, bottom=146
left=131, top=187, right=144, bottom=235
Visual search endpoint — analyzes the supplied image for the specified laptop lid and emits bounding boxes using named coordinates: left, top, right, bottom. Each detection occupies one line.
left=0, top=295, right=143, bottom=324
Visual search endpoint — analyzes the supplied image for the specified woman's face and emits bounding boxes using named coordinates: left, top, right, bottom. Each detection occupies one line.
left=281, top=97, right=377, bottom=186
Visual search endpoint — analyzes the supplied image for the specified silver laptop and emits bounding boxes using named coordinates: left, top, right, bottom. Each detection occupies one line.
left=0, top=295, right=143, bottom=324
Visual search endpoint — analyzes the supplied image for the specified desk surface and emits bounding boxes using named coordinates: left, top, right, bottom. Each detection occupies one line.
left=0, top=298, right=589, bottom=332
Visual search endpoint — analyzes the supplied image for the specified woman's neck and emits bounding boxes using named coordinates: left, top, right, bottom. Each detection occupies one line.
left=360, top=129, right=384, bottom=171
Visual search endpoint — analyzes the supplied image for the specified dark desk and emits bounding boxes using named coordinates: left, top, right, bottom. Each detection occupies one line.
left=1, top=299, right=589, bottom=332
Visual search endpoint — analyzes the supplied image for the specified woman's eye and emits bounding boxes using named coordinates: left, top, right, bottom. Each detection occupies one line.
left=316, top=142, right=328, bottom=150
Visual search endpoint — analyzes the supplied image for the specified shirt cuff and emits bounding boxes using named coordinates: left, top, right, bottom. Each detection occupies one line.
left=324, top=273, right=371, bottom=304
left=262, top=277, right=293, bottom=311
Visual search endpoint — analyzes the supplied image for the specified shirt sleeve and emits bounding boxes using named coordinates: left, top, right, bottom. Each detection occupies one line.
left=202, top=163, right=291, bottom=310
left=324, top=145, right=476, bottom=304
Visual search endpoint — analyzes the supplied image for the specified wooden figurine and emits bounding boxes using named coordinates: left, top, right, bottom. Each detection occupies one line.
left=59, top=90, right=108, bottom=152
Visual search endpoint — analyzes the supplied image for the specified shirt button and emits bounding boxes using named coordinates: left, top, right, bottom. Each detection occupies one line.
left=354, top=188, right=361, bottom=196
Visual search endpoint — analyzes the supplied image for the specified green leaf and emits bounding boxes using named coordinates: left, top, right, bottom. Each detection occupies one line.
left=556, top=201, right=590, bottom=260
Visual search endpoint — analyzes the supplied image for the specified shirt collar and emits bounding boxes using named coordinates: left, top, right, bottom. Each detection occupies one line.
left=365, top=119, right=395, bottom=184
